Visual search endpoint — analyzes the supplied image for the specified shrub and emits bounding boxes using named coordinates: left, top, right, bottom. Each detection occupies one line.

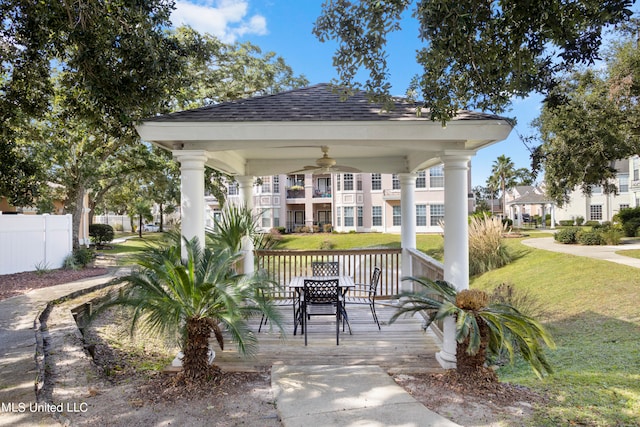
left=577, top=229, right=604, bottom=245
left=601, top=227, right=623, bottom=245
left=501, top=218, right=513, bottom=228
left=622, top=218, right=640, bottom=237
left=559, top=220, right=574, bottom=227
left=554, top=227, right=580, bottom=244
left=89, top=224, right=115, bottom=247
left=113, top=223, right=124, bottom=232
left=468, top=214, right=512, bottom=276
left=490, top=283, right=549, bottom=320
left=584, top=220, right=600, bottom=227
left=319, top=239, right=335, bottom=250
left=323, top=223, right=333, bottom=233
left=73, top=248, right=95, bottom=267
left=273, top=226, right=286, bottom=234
left=575, top=216, right=585, bottom=226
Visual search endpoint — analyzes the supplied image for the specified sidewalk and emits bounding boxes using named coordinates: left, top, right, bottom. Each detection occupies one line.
left=0, top=272, right=119, bottom=426
left=522, top=237, right=640, bottom=269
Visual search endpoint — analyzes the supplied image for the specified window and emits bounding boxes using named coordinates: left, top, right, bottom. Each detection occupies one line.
left=429, top=165, right=444, bottom=188
left=273, top=208, right=280, bottom=227
left=372, top=206, right=382, bottom=226
left=357, top=206, right=363, bottom=227
left=344, top=206, right=354, bottom=226
left=272, top=175, right=280, bottom=193
left=430, top=204, right=445, bottom=226
left=591, top=185, right=602, bottom=194
left=619, top=173, right=629, bottom=193
left=343, top=173, right=354, bottom=191
left=371, top=173, right=382, bottom=190
left=590, top=205, right=602, bottom=221
left=634, top=157, right=640, bottom=181
left=620, top=204, right=630, bottom=211
left=357, top=175, right=363, bottom=191
left=416, top=171, right=426, bottom=188
left=228, top=181, right=239, bottom=196
left=261, top=209, right=271, bottom=227
left=416, top=204, right=427, bottom=226
left=337, top=174, right=341, bottom=191
left=261, top=176, right=271, bottom=193
left=392, top=174, right=400, bottom=190
left=392, top=205, right=401, bottom=226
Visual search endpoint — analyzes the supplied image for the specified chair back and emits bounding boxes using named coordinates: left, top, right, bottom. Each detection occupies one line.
left=303, top=279, right=340, bottom=305
left=311, top=261, right=339, bottom=276
left=368, top=267, right=381, bottom=297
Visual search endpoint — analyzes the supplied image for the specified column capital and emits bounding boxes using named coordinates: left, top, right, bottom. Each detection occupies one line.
left=172, top=149, right=208, bottom=165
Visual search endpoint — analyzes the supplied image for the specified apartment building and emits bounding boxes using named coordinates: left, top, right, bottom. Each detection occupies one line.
left=205, top=165, right=465, bottom=233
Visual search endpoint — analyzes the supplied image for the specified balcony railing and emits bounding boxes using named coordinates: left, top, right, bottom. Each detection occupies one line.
left=312, top=188, right=332, bottom=198
left=286, top=188, right=305, bottom=198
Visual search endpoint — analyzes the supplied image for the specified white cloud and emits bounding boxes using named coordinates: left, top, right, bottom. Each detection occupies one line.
left=172, top=0, right=267, bottom=43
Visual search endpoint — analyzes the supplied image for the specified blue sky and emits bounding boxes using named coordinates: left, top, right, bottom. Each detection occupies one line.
left=169, top=0, right=567, bottom=188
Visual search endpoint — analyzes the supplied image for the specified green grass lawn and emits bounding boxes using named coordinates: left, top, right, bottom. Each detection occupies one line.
left=471, top=238, right=640, bottom=426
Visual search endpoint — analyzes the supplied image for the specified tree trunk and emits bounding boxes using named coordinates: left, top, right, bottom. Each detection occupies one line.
left=159, top=203, right=164, bottom=232
left=182, top=317, right=213, bottom=379
left=456, top=317, right=490, bottom=376
left=67, top=183, right=86, bottom=251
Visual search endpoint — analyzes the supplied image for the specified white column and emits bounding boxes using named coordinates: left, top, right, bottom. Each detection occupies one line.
left=236, top=176, right=255, bottom=275
left=437, top=153, right=472, bottom=369
left=400, top=173, right=417, bottom=293
left=173, top=150, right=207, bottom=255
left=550, top=204, right=556, bottom=229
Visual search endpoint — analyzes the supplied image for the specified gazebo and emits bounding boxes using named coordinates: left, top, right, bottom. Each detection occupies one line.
left=135, top=83, right=513, bottom=369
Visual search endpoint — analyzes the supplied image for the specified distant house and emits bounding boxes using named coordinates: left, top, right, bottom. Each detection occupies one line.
left=505, top=186, right=555, bottom=228
left=505, top=158, right=637, bottom=226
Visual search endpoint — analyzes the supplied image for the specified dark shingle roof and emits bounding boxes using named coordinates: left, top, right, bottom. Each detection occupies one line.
left=145, top=83, right=506, bottom=123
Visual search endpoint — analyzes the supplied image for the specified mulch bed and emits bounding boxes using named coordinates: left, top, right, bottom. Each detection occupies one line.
left=0, top=267, right=110, bottom=301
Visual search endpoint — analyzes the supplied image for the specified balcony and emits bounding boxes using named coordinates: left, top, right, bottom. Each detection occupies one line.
left=312, top=188, right=332, bottom=198
left=286, top=187, right=305, bottom=199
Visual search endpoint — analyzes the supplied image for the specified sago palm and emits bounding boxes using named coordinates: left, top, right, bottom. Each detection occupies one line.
left=102, top=236, right=282, bottom=380
left=390, top=277, right=555, bottom=378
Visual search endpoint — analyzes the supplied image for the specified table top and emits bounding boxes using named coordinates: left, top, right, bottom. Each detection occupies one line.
left=288, top=275, right=355, bottom=288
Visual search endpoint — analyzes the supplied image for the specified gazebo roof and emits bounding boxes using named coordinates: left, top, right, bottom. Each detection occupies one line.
left=136, top=83, right=513, bottom=176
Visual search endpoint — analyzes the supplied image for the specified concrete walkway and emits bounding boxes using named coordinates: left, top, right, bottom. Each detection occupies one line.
left=0, top=272, right=119, bottom=426
left=272, top=365, right=460, bottom=427
left=522, top=237, right=640, bottom=269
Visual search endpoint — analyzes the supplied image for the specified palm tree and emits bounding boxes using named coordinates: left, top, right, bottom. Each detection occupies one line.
left=390, top=277, right=555, bottom=378
left=489, top=155, right=517, bottom=216
left=102, top=235, right=282, bottom=380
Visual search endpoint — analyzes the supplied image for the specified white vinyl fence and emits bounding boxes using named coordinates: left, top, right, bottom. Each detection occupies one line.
left=0, top=214, right=73, bottom=275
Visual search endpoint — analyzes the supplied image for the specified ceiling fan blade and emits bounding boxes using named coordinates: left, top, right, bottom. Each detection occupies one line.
left=288, top=165, right=319, bottom=174
left=332, top=165, right=361, bottom=173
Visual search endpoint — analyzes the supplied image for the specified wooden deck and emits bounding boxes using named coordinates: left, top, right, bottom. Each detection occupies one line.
left=213, top=300, right=444, bottom=375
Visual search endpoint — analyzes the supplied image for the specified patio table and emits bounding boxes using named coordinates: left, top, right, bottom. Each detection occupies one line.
left=288, top=276, right=355, bottom=335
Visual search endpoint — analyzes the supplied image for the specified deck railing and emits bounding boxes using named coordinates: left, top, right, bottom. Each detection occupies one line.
left=255, top=248, right=402, bottom=299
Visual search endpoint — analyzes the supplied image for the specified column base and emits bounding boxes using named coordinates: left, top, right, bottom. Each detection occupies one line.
left=436, top=350, right=457, bottom=370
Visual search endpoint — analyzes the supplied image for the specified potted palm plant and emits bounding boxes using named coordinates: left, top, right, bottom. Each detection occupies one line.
left=390, top=277, right=555, bottom=379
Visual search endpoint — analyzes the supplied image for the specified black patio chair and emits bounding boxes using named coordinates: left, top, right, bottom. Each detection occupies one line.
left=302, top=278, right=349, bottom=345
left=345, top=267, right=381, bottom=330
left=258, top=282, right=299, bottom=334
left=311, top=261, right=339, bottom=276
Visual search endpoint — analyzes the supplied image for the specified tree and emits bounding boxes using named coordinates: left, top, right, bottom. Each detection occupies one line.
left=1, top=1, right=195, bottom=206
left=390, top=277, right=555, bottom=379
left=534, top=28, right=640, bottom=205
left=102, top=236, right=282, bottom=380
left=489, top=155, right=517, bottom=215
left=313, top=0, right=633, bottom=123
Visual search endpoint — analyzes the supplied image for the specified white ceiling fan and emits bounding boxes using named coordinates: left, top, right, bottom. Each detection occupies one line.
left=290, top=146, right=361, bottom=174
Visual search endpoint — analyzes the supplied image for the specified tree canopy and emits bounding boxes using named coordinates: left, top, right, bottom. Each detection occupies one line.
left=533, top=25, right=640, bottom=205
left=313, top=0, right=634, bottom=123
